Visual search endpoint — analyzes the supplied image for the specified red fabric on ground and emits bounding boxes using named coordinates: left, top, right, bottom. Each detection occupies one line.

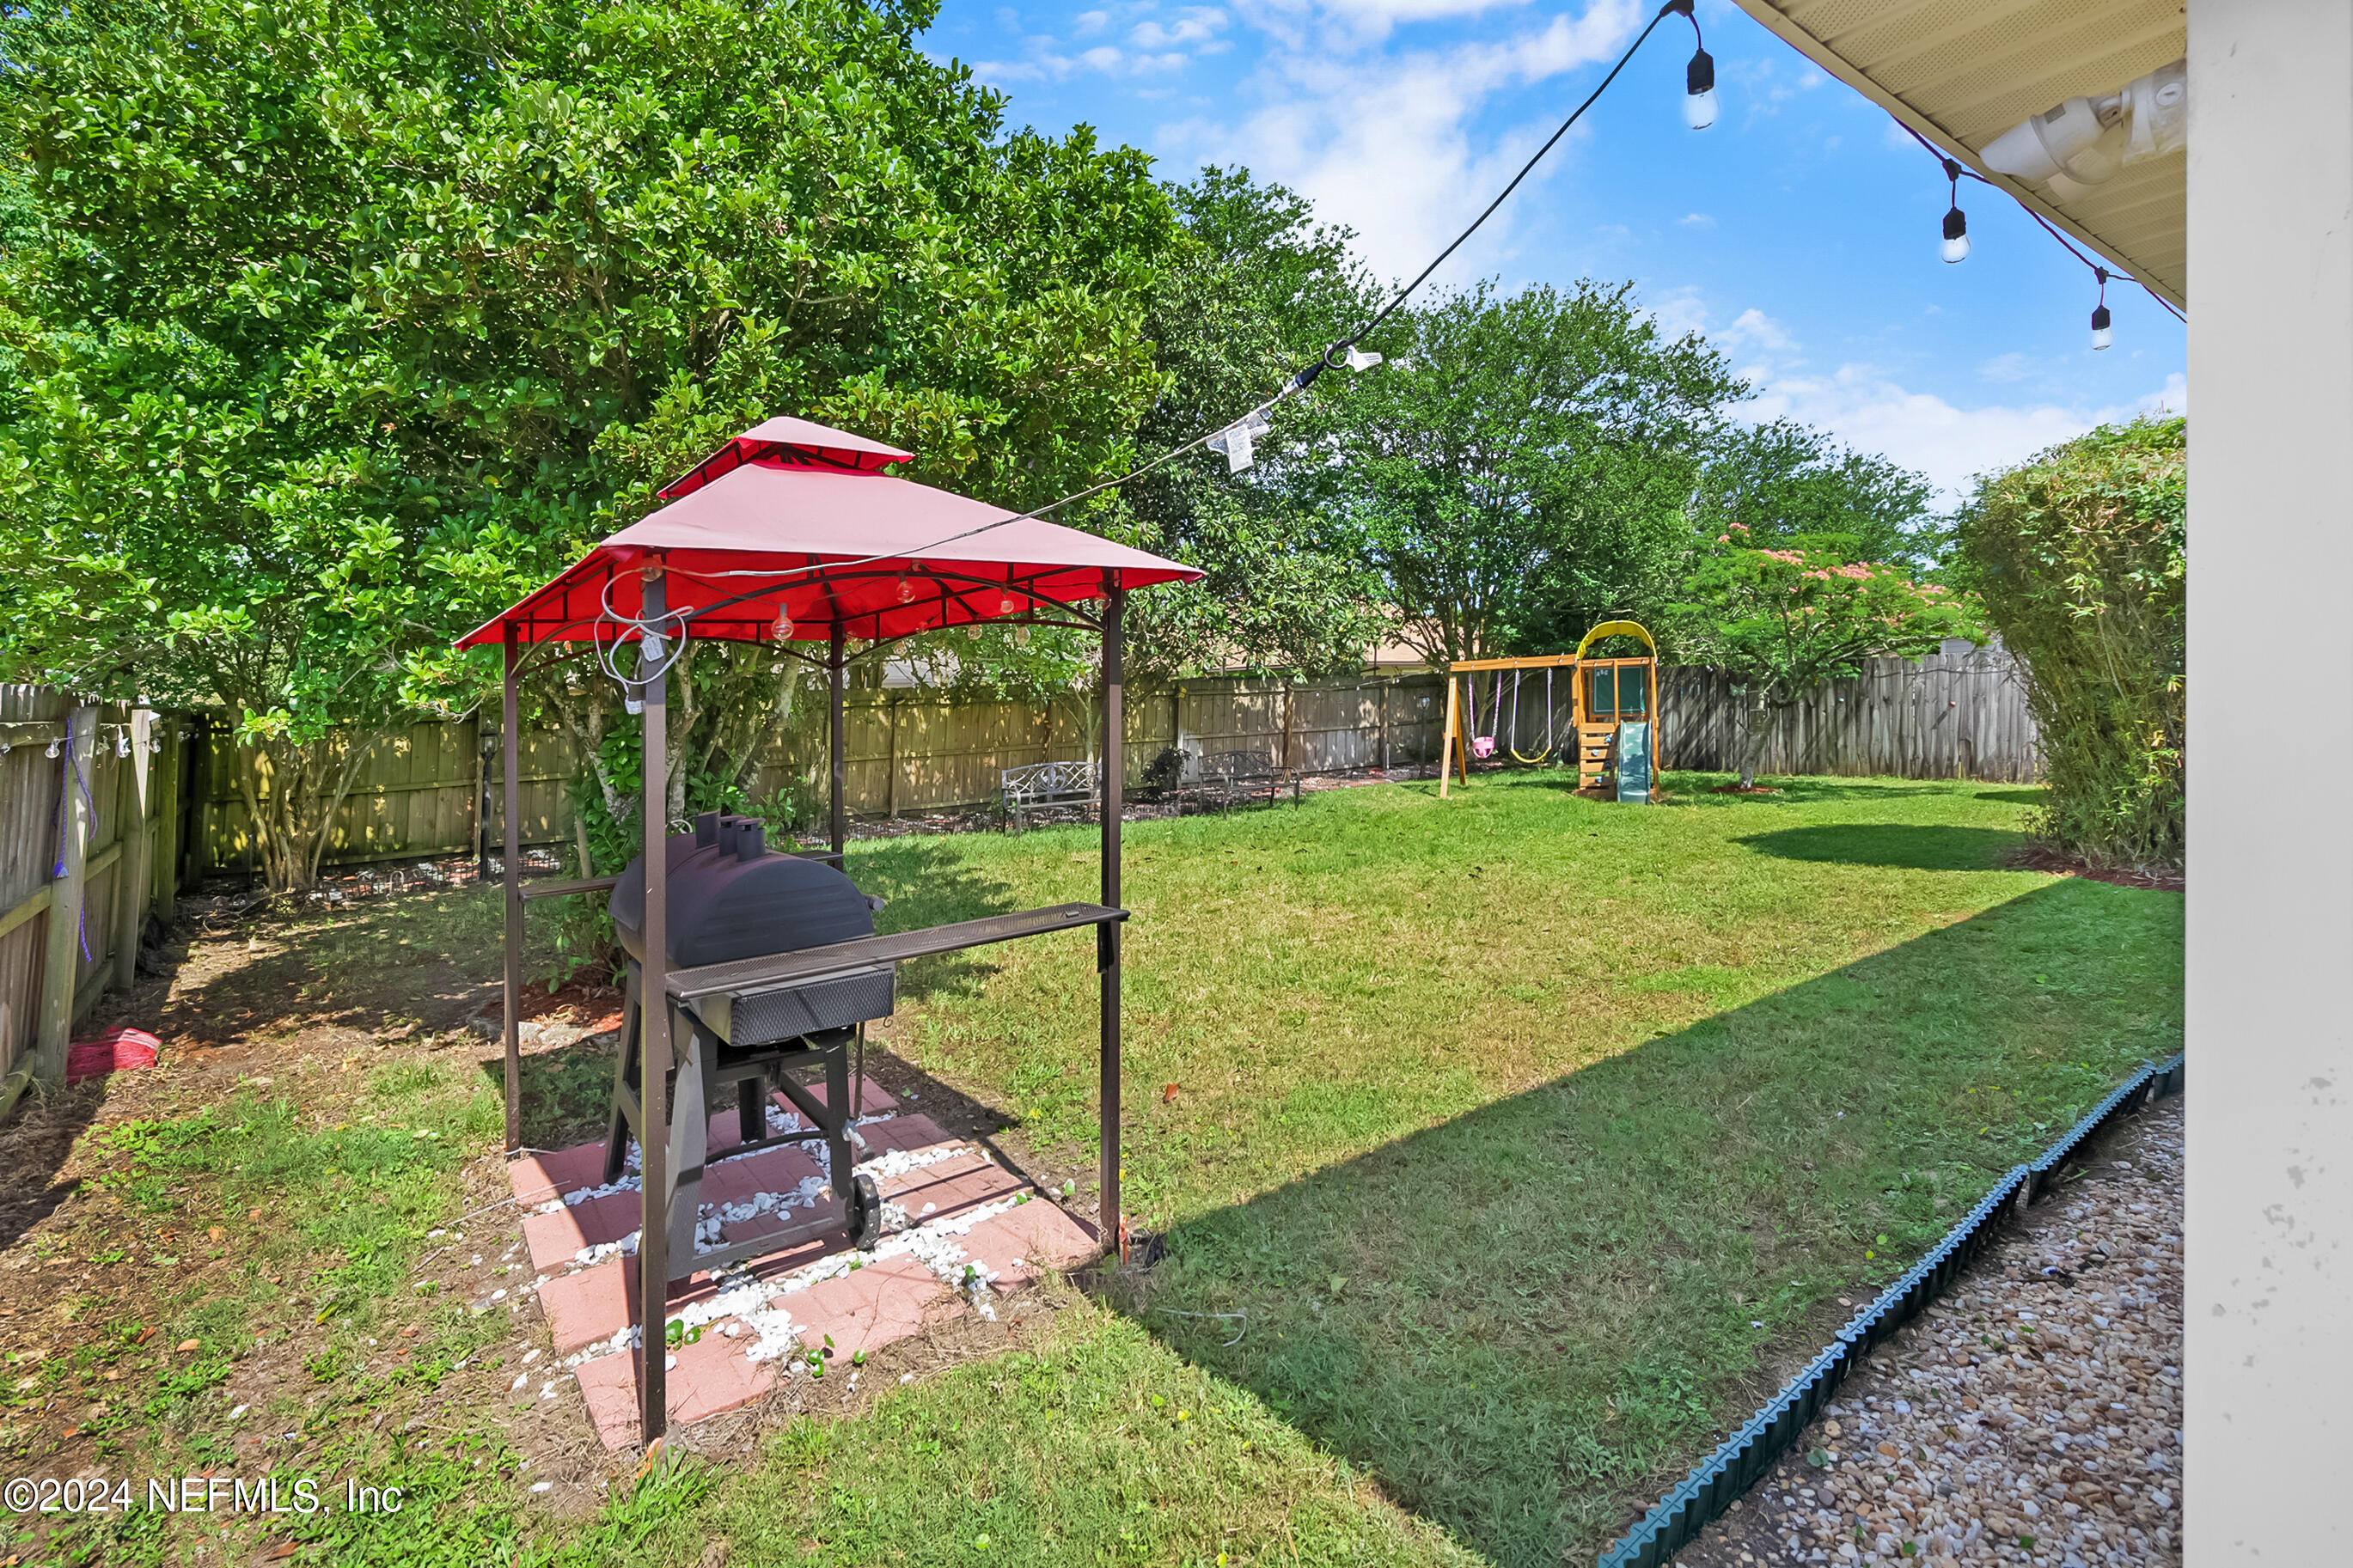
left=66, top=1026, right=161, bottom=1084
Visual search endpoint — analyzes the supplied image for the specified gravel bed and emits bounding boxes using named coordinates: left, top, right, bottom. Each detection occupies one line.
left=1675, top=1096, right=2182, bottom=1567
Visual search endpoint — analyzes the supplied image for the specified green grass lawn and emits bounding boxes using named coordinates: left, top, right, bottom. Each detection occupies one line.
left=11, top=771, right=2181, bottom=1567
left=766, top=770, right=2180, bottom=1564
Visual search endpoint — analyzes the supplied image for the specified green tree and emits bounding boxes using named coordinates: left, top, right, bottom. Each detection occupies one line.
left=1952, top=417, right=2185, bottom=867
left=1285, top=280, right=1742, bottom=668
left=0, top=0, right=1182, bottom=887
left=1690, top=418, right=1941, bottom=570
left=1671, top=528, right=1982, bottom=788
left=1121, top=167, right=1387, bottom=675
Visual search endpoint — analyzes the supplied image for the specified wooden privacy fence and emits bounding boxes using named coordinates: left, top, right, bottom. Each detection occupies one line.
left=1657, top=639, right=2042, bottom=784
left=186, top=643, right=2041, bottom=875
left=0, top=687, right=196, bottom=1101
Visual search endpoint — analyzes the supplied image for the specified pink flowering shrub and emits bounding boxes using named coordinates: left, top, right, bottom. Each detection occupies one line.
left=1669, top=532, right=1983, bottom=785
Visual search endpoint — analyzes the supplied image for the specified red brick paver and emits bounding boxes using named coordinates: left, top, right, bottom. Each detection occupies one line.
left=792, top=1254, right=966, bottom=1362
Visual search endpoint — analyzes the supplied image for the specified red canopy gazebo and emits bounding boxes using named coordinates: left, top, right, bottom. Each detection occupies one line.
left=461, top=416, right=1200, bottom=1445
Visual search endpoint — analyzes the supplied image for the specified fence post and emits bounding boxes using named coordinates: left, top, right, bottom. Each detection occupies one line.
left=885, top=693, right=899, bottom=819
left=34, top=704, right=100, bottom=1083
left=113, top=710, right=154, bottom=993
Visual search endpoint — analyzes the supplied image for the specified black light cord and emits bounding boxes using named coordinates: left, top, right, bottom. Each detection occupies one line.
left=1322, top=0, right=1690, bottom=372
left=1897, top=118, right=2188, bottom=325
left=587, top=0, right=1696, bottom=659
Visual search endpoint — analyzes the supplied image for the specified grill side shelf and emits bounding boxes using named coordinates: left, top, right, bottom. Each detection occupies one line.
left=662, top=902, right=1128, bottom=1001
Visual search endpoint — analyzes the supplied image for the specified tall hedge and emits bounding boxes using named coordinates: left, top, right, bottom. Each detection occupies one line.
left=1954, top=418, right=2185, bottom=868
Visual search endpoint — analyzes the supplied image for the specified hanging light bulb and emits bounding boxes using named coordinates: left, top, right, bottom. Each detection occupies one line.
left=1939, top=160, right=1969, bottom=263
left=1664, top=2, right=1714, bottom=129
left=894, top=578, right=919, bottom=605
left=771, top=602, right=795, bottom=640
left=1684, top=47, right=1717, bottom=130
left=116, top=731, right=131, bottom=758
left=2089, top=266, right=2113, bottom=351
left=46, top=737, right=60, bottom=759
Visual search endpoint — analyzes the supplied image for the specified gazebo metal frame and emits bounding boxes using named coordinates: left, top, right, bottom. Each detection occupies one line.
left=461, top=417, right=1200, bottom=1446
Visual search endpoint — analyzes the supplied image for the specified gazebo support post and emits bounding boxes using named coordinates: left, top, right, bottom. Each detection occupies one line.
left=829, top=623, right=847, bottom=859
left=1098, top=583, right=1124, bottom=1242
left=501, top=631, right=523, bottom=1152
left=636, top=570, right=673, bottom=1448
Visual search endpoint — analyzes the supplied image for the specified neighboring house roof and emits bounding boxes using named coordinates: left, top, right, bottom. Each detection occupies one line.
left=1728, top=0, right=2186, bottom=308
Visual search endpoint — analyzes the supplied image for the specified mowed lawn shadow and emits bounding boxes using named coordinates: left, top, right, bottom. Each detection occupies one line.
left=1737, top=822, right=2023, bottom=871
left=1115, top=876, right=2183, bottom=1565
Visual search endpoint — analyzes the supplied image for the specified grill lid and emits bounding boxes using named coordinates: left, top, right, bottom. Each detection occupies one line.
left=611, top=814, right=875, bottom=969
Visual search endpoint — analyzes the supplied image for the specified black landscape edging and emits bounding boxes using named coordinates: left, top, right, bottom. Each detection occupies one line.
left=1596, top=1052, right=2186, bottom=1568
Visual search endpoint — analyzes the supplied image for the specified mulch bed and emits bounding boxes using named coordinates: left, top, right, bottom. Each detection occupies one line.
left=2008, top=846, right=2183, bottom=894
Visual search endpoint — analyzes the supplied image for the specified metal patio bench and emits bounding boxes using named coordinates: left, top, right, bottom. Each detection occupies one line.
left=1191, top=749, right=1302, bottom=813
left=999, top=759, right=1100, bottom=833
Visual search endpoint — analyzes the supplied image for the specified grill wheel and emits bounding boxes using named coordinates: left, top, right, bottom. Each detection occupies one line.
left=848, top=1173, right=884, bottom=1249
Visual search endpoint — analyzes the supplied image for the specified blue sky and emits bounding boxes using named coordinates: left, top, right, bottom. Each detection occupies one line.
left=925, top=0, right=2186, bottom=504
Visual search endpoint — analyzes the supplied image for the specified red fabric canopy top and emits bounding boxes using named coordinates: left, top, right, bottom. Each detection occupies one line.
left=458, top=418, right=1201, bottom=649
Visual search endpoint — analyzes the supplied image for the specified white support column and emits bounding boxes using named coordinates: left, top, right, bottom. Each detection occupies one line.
left=2185, top=2, right=2353, bottom=1557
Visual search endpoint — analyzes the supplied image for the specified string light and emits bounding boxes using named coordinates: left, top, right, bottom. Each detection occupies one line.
left=583, top=0, right=1698, bottom=690
left=1940, top=160, right=1969, bottom=264
left=771, top=604, right=796, bottom=639
left=1897, top=119, right=2183, bottom=342
left=1668, top=2, right=1714, bottom=131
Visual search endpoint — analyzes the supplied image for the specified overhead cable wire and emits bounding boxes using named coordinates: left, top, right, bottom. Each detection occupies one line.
left=1894, top=118, right=2188, bottom=325
left=593, top=0, right=1697, bottom=653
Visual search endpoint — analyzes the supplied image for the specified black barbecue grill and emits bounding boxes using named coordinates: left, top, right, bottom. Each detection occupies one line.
left=605, top=811, right=895, bottom=1278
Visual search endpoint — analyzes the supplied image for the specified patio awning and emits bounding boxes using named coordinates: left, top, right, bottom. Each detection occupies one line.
left=458, top=417, right=1202, bottom=649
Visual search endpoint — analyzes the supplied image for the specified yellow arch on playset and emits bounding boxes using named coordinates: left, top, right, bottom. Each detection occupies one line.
left=1574, top=619, right=1656, bottom=659
left=1439, top=620, right=1661, bottom=799
left=1568, top=621, right=1660, bottom=796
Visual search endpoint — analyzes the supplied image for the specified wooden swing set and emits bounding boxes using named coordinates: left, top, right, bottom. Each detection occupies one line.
left=1438, top=620, right=1661, bottom=800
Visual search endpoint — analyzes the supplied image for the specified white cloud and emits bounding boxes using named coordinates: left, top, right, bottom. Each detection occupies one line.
left=1247, top=0, right=1542, bottom=51
left=1676, top=211, right=1715, bottom=228
left=1741, top=363, right=2176, bottom=503
left=1132, top=8, right=1226, bottom=48
left=1157, top=0, right=1645, bottom=287
left=973, top=11, right=1227, bottom=85
left=1720, top=308, right=1794, bottom=352
left=1641, top=284, right=1710, bottom=339
left=1978, top=351, right=2035, bottom=383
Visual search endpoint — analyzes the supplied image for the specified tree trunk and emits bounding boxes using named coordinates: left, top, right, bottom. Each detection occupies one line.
left=1738, top=697, right=1771, bottom=789
left=230, top=721, right=385, bottom=894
